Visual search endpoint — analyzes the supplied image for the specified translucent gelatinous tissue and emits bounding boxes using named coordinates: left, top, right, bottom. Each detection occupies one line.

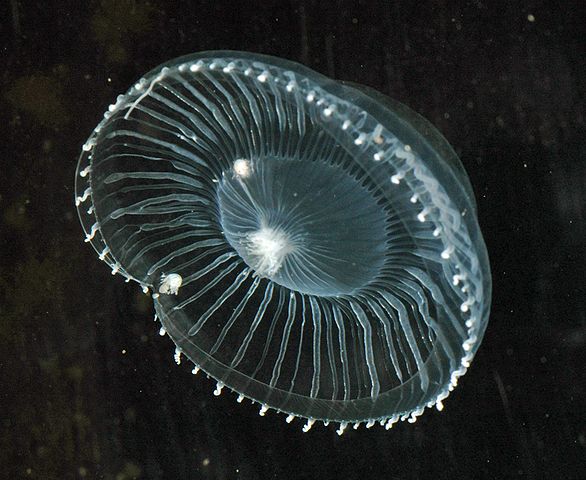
left=75, top=51, right=491, bottom=432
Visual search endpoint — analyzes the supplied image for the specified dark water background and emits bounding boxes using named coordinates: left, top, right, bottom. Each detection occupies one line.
left=1, top=1, right=584, bottom=479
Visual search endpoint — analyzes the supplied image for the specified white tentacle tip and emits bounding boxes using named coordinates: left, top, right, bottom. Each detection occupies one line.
left=302, top=418, right=316, bottom=432
left=213, top=382, right=224, bottom=396
left=336, top=422, right=348, bottom=436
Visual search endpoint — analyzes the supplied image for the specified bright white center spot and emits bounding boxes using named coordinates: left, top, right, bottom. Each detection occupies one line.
left=244, top=225, right=294, bottom=277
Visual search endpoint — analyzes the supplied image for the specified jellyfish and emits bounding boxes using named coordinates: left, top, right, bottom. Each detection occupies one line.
left=75, top=51, right=491, bottom=433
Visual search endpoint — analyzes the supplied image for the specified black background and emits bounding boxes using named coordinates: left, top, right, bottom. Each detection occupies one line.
left=1, top=1, right=584, bottom=479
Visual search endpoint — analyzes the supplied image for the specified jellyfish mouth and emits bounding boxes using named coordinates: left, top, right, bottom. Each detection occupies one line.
left=217, top=156, right=388, bottom=297
left=241, top=222, right=296, bottom=278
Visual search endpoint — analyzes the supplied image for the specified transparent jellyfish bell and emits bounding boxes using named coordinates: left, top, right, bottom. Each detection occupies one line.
left=75, top=51, right=491, bottom=430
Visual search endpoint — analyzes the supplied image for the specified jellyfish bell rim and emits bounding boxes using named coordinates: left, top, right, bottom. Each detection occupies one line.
left=339, top=80, right=480, bottom=212
left=155, top=292, right=480, bottom=424
left=77, top=49, right=488, bottom=272
left=137, top=50, right=478, bottom=214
